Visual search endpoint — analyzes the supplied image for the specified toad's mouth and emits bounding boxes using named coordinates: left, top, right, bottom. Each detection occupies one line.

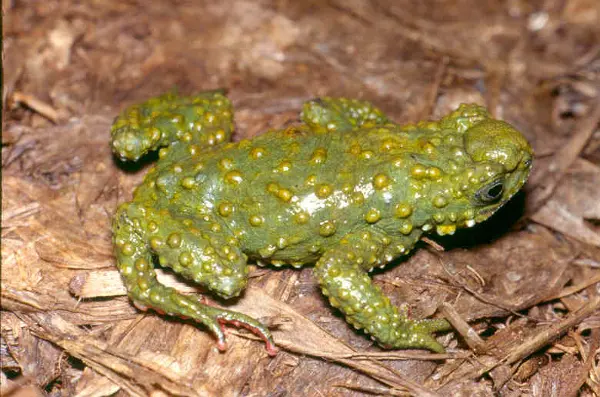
left=473, top=159, right=532, bottom=224
left=474, top=205, right=501, bottom=223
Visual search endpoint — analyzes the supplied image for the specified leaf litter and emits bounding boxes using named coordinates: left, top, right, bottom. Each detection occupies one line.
left=2, top=1, right=600, bottom=395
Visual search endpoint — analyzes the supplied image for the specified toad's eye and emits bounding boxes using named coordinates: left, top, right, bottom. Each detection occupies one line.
left=475, top=179, right=504, bottom=204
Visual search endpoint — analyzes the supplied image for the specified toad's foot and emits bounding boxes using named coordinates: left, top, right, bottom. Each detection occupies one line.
left=134, top=294, right=277, bottom=356
left=378, top=318, right=452, bottom=352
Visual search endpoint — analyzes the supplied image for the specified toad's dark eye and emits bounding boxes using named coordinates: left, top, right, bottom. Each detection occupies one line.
left=475, top=179, right=504, bottom=204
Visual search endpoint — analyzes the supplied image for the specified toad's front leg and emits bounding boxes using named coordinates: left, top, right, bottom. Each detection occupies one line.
left=313, top=229, right=451, bottom=352
left=301, top=97, right=390, bottom=132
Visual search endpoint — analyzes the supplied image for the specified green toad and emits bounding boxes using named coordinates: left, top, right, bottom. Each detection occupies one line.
left=111, top=91, right=533, bottom=354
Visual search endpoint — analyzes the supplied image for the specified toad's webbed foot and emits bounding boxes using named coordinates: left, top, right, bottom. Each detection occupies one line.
left=132, top=285, right=277, bottom=356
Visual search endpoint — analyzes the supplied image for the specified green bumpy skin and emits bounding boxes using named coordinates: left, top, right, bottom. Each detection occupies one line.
left=111, top=92, right=533, bottom=354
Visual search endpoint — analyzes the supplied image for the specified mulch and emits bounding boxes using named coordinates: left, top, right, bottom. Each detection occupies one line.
left=2, top=1, right=600, bottom=395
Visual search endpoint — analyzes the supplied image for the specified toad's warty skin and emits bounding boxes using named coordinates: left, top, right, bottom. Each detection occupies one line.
left=111, top=91, right=533, bottom=354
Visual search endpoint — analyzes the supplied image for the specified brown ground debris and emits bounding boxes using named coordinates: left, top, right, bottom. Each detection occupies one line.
left=2, top=1, right=600, bottom=396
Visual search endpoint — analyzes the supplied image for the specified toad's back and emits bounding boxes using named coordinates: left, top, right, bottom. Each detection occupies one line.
left=133, top=125, right=425, bottom=265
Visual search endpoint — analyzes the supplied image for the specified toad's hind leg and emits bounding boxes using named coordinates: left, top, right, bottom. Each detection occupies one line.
left=113, top=202, right=276, bottom=355
left=301, top=97, right=391, bottom=132
left=111, top=90, right=234, bottom=161
left=313, top=229, right=451, bottom=352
